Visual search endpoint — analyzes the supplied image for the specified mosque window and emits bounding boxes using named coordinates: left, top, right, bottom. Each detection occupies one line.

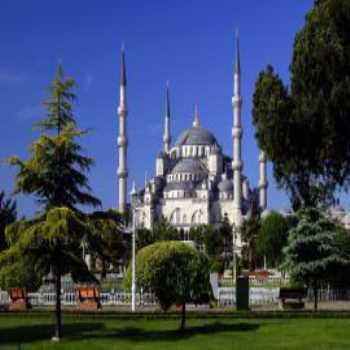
left=191, top=210, right=203, bottom=224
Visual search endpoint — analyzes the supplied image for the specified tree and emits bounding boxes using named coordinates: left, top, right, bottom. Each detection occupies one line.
left=240, top=216, right=261, bottom=271
left=87, top=209, right=128, bottom=277
left=135, top=217, right=179, bottom=250
left=252, top=0, right=350, bottom=209
left=190, top=220, right=233, bottom=273
left=7, top=126, right=100, bottom=211
left=257, top=212, right=289, bottom=267
left=123, top=241, right=211, bottom=331
left=0, top=207, right=95, bottom=339
left=35, top=65, right=77, bottom=135
left=0, top=192, right=17, bottom=252
left=4, top=66, right=100, bottom=341
left=282, top=208, right=348, bottom=311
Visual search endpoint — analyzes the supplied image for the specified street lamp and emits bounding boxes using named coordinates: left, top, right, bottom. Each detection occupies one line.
left=232, top=224, right=238, bottom=284
left=130, top=181, right=138, bottom=313
left=131, top=206, right=137, bottom=312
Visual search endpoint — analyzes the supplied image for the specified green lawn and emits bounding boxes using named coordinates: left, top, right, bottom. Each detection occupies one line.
left=1, top=312, right=350, bottom=350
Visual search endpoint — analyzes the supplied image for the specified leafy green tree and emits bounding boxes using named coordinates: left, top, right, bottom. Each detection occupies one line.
left=0, top=192, right=17, bottom=252
left=253, top=0, right=350, bottom=209
left=135, top=217, right=179, bottom=250
left=330, top=227, right=350, bottom=288
left=87, top=209, right=128, bottom=277
left=0, top=207, right=95, bottom=339
left=257, top=212, right=289, bottom=267
left=282, top=208, right=348, bottom=310
left=190, top=219, right=233, bottom=272
left=240, top=216, right=261, bottom=271
left=190, top=224, right=224, bottom=273
left=124, top=241, right=211, bottom=331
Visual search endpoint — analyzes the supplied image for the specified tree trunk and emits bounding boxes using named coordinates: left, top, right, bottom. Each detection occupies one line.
left=53, top=265, right=62, bottom=341
left=313, top=280, right=318, bottom=312
left=180, top=303, right=186, bottom=332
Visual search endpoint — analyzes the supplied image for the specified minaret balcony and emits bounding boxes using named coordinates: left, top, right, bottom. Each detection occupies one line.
left=117, top=136, right=128, bottom=147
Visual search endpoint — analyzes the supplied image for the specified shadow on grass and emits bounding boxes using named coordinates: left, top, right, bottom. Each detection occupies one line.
left=0, top=322, right=105, bottom=345
left=78, top=322, right=260, bottom=342
left=1, top=321, right=260, bottom=345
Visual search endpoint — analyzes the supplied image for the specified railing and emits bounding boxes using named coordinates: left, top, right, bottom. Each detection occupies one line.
left=307, top=288, right=350, bottom=302
left=218, top=287, right=280, bottom=306
left=0, top=290, right=9, bottom=305
left=0, top=290, right=157, bottom=307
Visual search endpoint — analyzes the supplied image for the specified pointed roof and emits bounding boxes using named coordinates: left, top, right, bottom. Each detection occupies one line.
left=165, top=81, right=170, bottom=117
left=235, top=30, right=241, bottom=75
left=192, top=104, right=200, bottom=128
left=130, top=181, right=137, bottom=195
left=120, top=45, right=127, bottom=86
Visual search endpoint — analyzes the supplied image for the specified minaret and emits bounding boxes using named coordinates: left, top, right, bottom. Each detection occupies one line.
left=232, top=31, right=243, bottom=226
left=258, top=150, right=268, bottom=210
left=163, top=82, right=171, bottom=153
left=193, top=104, right=200, bottom=127
left=117, top=47, right=128, bottom=214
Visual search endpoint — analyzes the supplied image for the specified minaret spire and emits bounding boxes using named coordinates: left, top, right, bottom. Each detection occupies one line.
left=193, top=104, right=200, bottom=127
left=117, top=45, right=128, bottom=214
left=234, top=30, right=241, bottom=76
left=232, top=30, right=243, bottom=226
left=163, top=81, right=171, bottom=153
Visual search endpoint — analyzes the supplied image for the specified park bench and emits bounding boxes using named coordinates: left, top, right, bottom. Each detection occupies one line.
left=8, top=288, right=31, bottom=311
left=75, top=286, right=101, bottom=311
left=279, top=288, right=307, bottom=310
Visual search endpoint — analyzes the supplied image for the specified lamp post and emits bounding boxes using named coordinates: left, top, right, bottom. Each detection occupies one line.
left=232, top=224, right=238, bottom=284
left=131, top=206, right=140, bottom=312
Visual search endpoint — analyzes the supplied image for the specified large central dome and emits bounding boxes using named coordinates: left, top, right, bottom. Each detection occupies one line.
left=175, top=126, right=217, bottom=146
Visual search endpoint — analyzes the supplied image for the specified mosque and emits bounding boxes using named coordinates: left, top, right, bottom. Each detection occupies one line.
left=116, top=35, right=269, bottom=250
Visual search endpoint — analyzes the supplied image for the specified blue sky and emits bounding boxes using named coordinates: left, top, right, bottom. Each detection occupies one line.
left=0, top=0, right=318, bottom=217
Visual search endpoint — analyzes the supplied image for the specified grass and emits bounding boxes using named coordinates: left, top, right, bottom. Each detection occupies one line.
left=1, top=311, right=350, bottom=349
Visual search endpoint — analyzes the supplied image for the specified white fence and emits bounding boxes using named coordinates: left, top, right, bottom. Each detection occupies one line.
left=0, top=290, right=156, bottom=307
left=218, top=287, right=280, bottom=306
left=1, top=288, right=280, bottom=307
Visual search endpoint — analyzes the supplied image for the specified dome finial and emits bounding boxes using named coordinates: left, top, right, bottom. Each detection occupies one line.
left=130, top=181, right=137, bottom=196
left=193, top=104, right=200, bottom=127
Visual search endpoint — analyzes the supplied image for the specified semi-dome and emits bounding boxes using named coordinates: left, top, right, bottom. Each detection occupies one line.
left=171, top=158, right=207, bottom=175
left=175, top=126, right=217, bottom=146
left=217, top=178, right=233, bottom=192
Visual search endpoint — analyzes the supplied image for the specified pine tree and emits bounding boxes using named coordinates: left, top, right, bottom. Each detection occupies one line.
left=282, top=208, right=347, bottom=311
left=35, top=65, right=76, bottom=135
left=3, top=65, right=100, bottom=341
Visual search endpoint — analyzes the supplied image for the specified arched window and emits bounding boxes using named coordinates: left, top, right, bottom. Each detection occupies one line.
left=191, top=210, right=203, bottom=225
left=170, top=208, right=181, bottom=224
